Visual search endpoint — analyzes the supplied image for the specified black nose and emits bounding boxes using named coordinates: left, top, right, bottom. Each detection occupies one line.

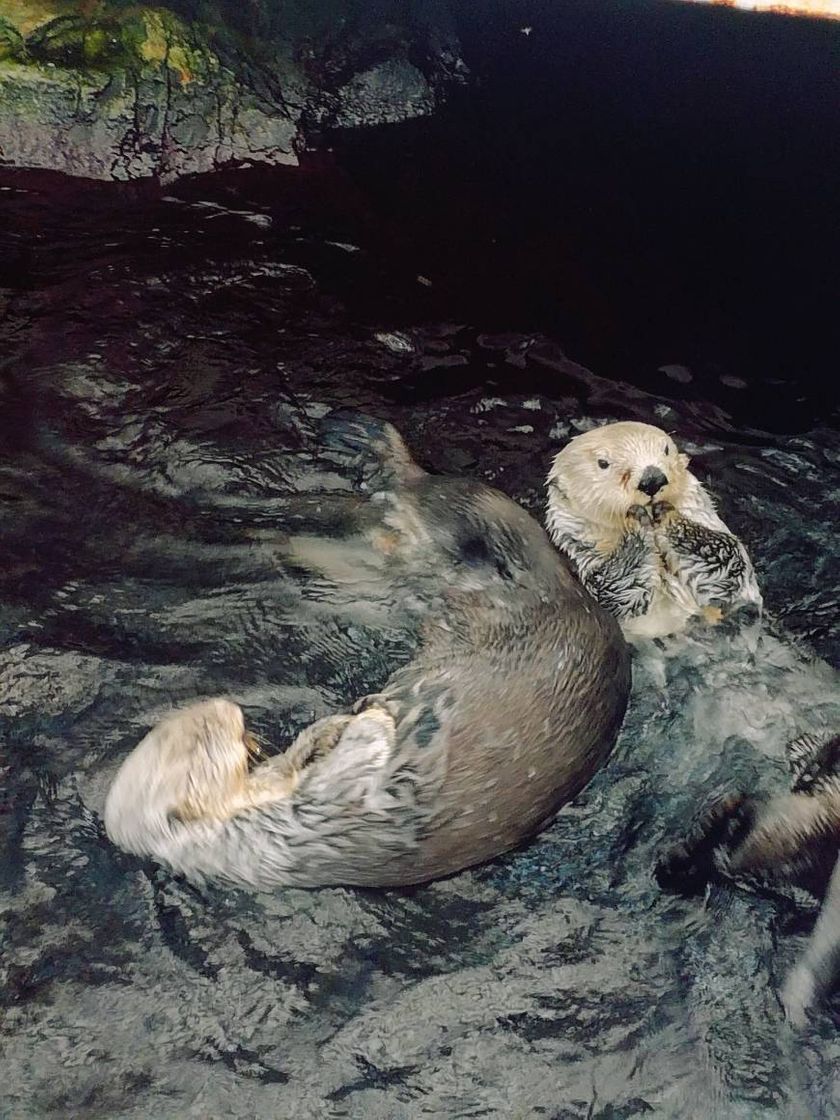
left=638, top=466, right=668, bottom=497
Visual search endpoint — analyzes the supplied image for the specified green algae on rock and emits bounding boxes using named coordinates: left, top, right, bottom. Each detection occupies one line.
left=0, top=16, right=25, bottom=61
left=0, top=0, right=462, bottom=181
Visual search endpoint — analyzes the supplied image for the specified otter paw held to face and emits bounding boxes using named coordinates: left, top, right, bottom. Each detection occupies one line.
left=625, top=504, right=653, bottom=530
left=651, top=500, right=676, bottom=526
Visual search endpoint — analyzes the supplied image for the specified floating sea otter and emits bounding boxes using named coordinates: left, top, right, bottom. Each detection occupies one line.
left=105, top=414, right=631, bottom=890
left=657, top=731, right=840, bottom=1025
left=545, top=421, right=761, bottom=639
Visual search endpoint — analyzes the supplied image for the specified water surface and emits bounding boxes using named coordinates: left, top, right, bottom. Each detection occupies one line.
left=1, top=168, right=839, bottom=1119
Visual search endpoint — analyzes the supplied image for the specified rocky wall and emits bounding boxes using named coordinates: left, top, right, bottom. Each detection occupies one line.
left=0, top=0, right=464, bottom=181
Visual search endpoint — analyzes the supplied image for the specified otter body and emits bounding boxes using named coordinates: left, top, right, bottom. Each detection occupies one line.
left=545, top=421, right=761, bottom=639
left=657, top=732, right=840, bottom=1025
left=105, top=415, right=630, bottom=889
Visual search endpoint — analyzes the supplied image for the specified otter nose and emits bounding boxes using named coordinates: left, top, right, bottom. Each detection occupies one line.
left=638, top=466, right=668, bottom=498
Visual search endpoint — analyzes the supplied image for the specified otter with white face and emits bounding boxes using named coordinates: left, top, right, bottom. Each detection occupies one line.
left=545, top=421, right=761, bottom=638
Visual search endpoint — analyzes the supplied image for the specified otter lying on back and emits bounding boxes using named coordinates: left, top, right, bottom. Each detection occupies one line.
left=105, top=413, right=630, bottom=890
left=545, top=421, right=761, bottom=639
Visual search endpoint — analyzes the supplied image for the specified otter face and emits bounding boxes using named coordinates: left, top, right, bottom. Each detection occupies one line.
left=548, top=421, right=690, bottom=528
left=104, top=698, right=254, bottom=852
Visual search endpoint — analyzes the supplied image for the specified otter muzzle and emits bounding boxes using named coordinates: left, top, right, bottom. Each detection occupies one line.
left=638, top=466, right=668, bottom=498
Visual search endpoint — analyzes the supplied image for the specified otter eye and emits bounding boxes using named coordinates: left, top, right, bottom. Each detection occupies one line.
left=664, top=444, right=670, bottom=456
left=597, top=458, right=610, bottom=470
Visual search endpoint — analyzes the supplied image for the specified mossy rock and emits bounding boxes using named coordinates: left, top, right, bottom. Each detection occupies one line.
left=22, top=8, right=212, bottom=83
left=0, top=16, right=26, bottom=62
left=24, top=13, right=138, bottom=70
left=134, top=8, right=211, bottom=84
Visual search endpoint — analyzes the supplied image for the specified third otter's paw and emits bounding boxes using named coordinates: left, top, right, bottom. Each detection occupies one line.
left=651, top=500, right=676, bottom=527
left=701, top=605, right=725, bottom=625
left=781, top=964, right=819, bottom=1028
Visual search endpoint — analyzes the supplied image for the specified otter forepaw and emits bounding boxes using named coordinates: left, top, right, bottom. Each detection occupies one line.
left=284, top=713, right=355, bottom=771
left=651, top=500, right=676, bottom=527
left=352, top=693, right=400, bottom=721
left=626, top=504, right=653, bottom=531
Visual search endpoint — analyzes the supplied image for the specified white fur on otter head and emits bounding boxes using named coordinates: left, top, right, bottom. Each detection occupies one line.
left=104, top=699, right=401, bottom=889
left=545, top=421, right=761, bottom=639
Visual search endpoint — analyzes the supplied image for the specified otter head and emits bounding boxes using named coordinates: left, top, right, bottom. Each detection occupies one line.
left=104, top=698, right=258, bottom=854
left=547, top=421, right=690, bottom=529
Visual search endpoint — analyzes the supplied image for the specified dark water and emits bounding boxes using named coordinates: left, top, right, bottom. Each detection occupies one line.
left=338, top=0, right=840, bottom=432
left=1, top=127, right=839, bottom=1118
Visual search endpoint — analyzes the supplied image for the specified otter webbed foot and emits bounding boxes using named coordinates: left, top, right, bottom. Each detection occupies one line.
left=655, top=792, right=752, bottom=895
left=319, top=410, right=425, bottom=490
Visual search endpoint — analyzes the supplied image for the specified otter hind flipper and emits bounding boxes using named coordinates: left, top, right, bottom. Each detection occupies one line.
left=787, top=732, right=840, bottom=795
left=319, top=410, right=425, bottom=489
left=655, top=792, right=751, bottom=895
left=781, top=852, right=840, bottom=1027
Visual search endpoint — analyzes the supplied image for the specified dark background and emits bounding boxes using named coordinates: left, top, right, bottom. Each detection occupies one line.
left=328, top=0, right=839, bottom=427
left=2, top=0, right=838, bottom=430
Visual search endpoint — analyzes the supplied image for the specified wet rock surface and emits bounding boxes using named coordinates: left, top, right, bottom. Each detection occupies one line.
left=1, top=170, right=839, bottom=1118
left=0, top=1, right=463, bottom=181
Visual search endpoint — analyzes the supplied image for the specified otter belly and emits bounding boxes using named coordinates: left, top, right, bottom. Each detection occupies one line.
left=621, top=576, right=699, bottom=640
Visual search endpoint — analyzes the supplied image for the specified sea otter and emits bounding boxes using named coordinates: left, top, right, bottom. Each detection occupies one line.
left=656, top=731, right=840, bottom=1025
left=104, top=413, right=631, bottom=890
left=545, top=421, right=761, bottom=638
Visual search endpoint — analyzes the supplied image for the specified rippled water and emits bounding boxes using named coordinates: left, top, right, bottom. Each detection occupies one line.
left=1, top=168, right=839, bottom=1119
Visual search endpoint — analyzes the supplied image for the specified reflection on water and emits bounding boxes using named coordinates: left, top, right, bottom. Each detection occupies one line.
left=1, top=170, right=839, bottom=1118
